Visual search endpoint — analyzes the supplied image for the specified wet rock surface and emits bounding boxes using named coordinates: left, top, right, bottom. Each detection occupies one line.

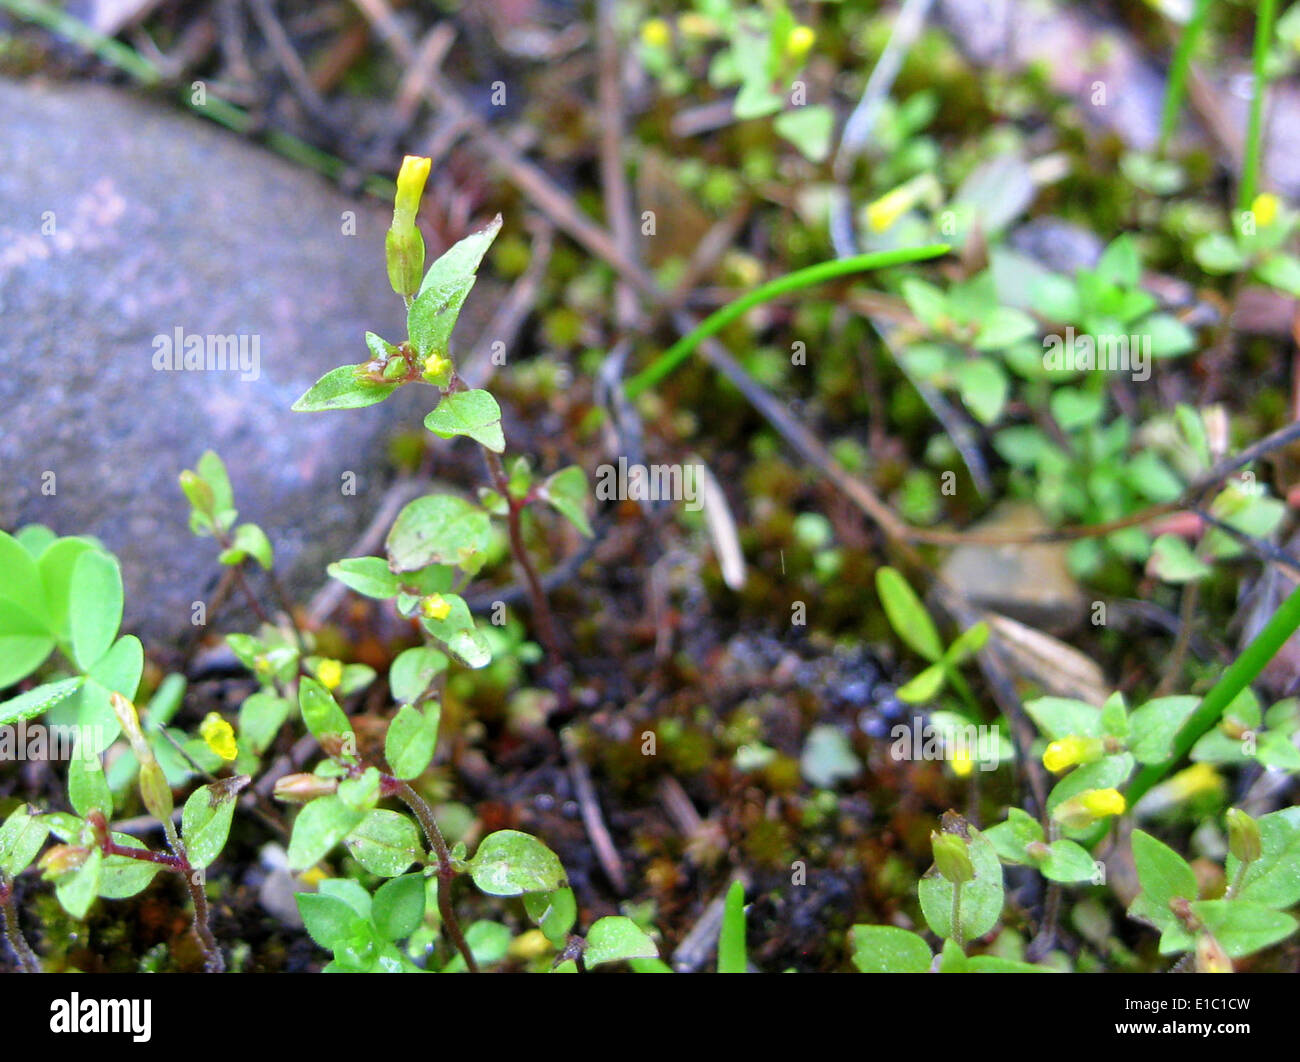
left=0, top=77, right=430, bottom=642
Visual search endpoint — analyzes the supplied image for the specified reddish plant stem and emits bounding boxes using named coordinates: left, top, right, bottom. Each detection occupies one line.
left=389, top=778, right=479, bottom=973
left=0, top=873, right=40, bottom=973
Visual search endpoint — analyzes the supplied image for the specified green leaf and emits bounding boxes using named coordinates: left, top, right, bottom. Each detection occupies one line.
left=1049, top=387, right=1105, bottom=431
left=973, top=307, right=1037, bottom=351
left=388, top=647, right=448, bottom=704
left=955, top=358, right=1008, bottom=425
left=410, top=215, right=502, bottom=350
left=0, top=598, right=54, bottom=688
left=523, top=888, right=577, bottom=946
left=718, top=880, right=747, bottom=973
left=773, top=104, right=834, bottom=162
left=345, top=809, right=424, bottom=877
left=1095, top=235, right=1140, bottom=287
left=1024, top=697, right=1102, bottom=741
left=287, top=795, right=366, bottom=871
left=37, top=537, right=97, bottom=645
left=371, top=873, right=428, bottom=941
left=55, top=847, right=103, bottom=919
left=299, top=677, right=353, bottom=743
left=1194, top=232, right=1247, bottom=274
left=424, top=390, right=505, bottom=453
left=385, top=703, right=441, bottom=780
left=237, top=691, right=293, bottom=755
left=419, top=595, right=492, bottom=669
left=585, top=916, right=660, bottom=967
left=540, top=466, right=594, bottom=537
left=470, top=829, right=567, bottom=896
left=875, top=567, right=943, bottom=662
left=181, top=777, right=248, bottom=869
left=99, top=833, right=163, bottom=899
left=1149, top=534, right=1212, bottom=583
left=1037, top=840, right=1100, bottom=883
left=965, top=955, right=1056, bottom=972
left=849, top=925, right=933, bottom=973
left=328, top=557, right=401, bottom=600
left=0, top=677, right=83, bottom=728
left=1128, top=696, right=1200, bottom=764
left=1128, top=829, right=1198, bottom=940
left=918, top=826, right=1004, bottom=942
left=799, top=724, right=861, bottom=787
left=1255, top=253, right=1300, bottom=297
left=1142, top=313, right=1196, bottom=358
left=224, top=523, right=274, bottom=569
left=292, top=364, right=399, bottom=412
left=1189, top=900, right=1297, bottom=958
left=1226, top=811, right=1300, bottom=910
left=386, top=494, right=492, bottom=574
left=896, top=662, right=946, bottom=704
left=985, top=807, right=1045, bottom=864
left=298, top=892, right=368, bottom=950
left=68, top=549, right=123, bottom=671
left=68, top=751, right=112, bottom=817
left=0, top=805, right=49, bottom=876
left=442, top=920, right=512, bottom=972
left=0, top=530, right=47, bottom=620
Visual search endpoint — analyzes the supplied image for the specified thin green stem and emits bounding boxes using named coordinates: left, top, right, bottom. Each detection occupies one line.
left=1127, top=579, right=1300, bottom=808
left=1158, top=0, right=1215, bottom=157
left=1239, top=0, right=1278, bottom=212
left=623, top=245, right=951, bottom=397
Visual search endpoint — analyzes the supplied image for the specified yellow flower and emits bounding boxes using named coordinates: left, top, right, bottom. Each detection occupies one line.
left=316, top=658, right=344, bottom=691
left=950, top=747, right=974, bottom=777
left=1053, top=787, right=1126, bottom=830
left=422, top=593, right=452, bottom=622
left=640, top=18, right=671, bottom=49
left=394, top=155, right=432, bottom=226
left=1080, top=787, right=1125, bottom=818
left=1252, top=192, right=1280, bottom=230
left=786, top=25, right=816, bottom=60
left=423, top=352, right=454, bottom=387
left=1042, top=735, right=1103, bottom=774
left=200, top=712, right=238, bottom=761
left=1165, top=762, right=1222, bottom=803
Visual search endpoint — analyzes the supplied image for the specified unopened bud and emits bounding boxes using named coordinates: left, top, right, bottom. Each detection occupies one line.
left=421, top=593, right=452, bottom=622
left=1025, top=840, right=1051, bottom=863
left=386, top=155, right=432, bottom=296
left=111, top=692, right=152, bottom=763
left=422, top=353, right=454, bottom=388
left=200, top=712, right=238, bottom=761
left=138, top=760, right=174, bottom=822
left=179, top=470, right=215, bottom=515
left=1053, top=787, right=1126, bottom=831
left=316, top=659, right=344, bottom=692
left=39, top=844, right=90, bottom=878
left=1042, top=735, right=1104, bottom=774
left=931, top=831, right=975, bottom=885
left=273, top=773, right=339, bottom=804
left=1226, top=807, right=1261, bottom=865
left=786, top=25, right=815, bottom=60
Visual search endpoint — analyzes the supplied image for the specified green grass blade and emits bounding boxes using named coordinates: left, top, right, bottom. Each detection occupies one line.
left=717, top=879, right=748, bottom=973
left=1127, top=578, right=1300, bottom=808
left=1158, top=0, right=1215, bottom=157
left=624, top=244, right=951, bottom=398
left=1240, top=0, right=1279, bottom=211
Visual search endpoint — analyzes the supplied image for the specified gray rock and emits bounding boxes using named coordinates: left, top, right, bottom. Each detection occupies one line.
left=939, top=502, right=1087, bottom=634
left=0, top=77, right=431, bottom=643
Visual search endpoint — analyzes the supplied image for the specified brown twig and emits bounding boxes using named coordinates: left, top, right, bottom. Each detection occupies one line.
left=0, top=872, right=40, bottom=973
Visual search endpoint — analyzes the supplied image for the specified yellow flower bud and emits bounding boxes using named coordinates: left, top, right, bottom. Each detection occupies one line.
left=111, top=692, right=152, bottom=764
left=387, top=155, right=432, bottom=297
left=640, top=18, right=671, bottom=49
left=316, top=659, right=344, bottom=692
left=1053, top=787, right=1126, bottom=830
left=786, top=25, right=816, bottom=60
left=421, top=593, right=452, bottom=622
left=508, top=928, right=553, bottom=961
left=1042, top=735, right=1103, bottom=774
left=200, top=712, right=238, bottom=761
left=950, top=747, right=974, bottom=778
left=1251, top=192, right=1280, bottom=230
